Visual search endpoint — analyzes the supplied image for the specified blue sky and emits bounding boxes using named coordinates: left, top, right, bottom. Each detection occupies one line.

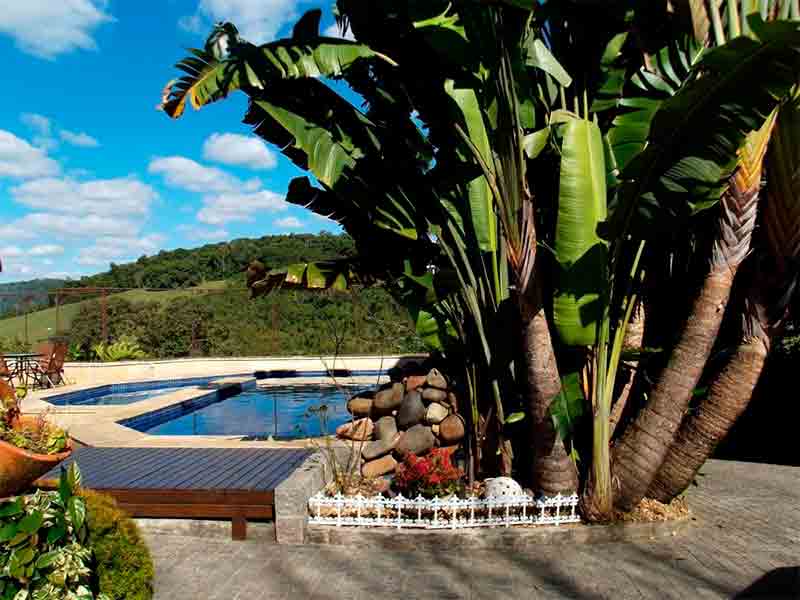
left=0, top=0, right=349, bottom=283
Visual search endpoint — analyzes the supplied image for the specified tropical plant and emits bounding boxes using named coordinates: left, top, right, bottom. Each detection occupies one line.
left=0, top=464, right=110, bottom=600
left=0, top=381, right=68, bottom=455
left=160, top=0, right=800, bottom=520
left=92, top=337, right=147, bottom=362
left=81, top=491, right=154, bottom=600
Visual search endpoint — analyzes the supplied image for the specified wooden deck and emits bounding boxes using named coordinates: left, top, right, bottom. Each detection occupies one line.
left=38, top=447, right=311, bottom=540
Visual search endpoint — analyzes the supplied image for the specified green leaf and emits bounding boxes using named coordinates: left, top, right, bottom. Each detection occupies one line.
left=553, top=117, right=609, bottom=346
left=621, top=19, right=800, bottom=217
left=444, top=79, right=497, bottom=252
left=68, top=497, right=86, bottom=532
left=549, top=372, right=586, bottom=442
left=526, top=39, right=572, bottom=88
left=0, top=523, right=17, bottom=542
left=0, top=499, right=23, bottom=518
left=34, top=551, right=59, bottom=570
left=58, top=467, right=72, bottom=504
left=522, top=127, right=550, bottom=159
left=66, top=463, right=81, bottom=493
left=505, top=412, right=525, bottom=424
left=162, top=29, right=393, bottom=118
left=16, top=512, right=43, bottom=535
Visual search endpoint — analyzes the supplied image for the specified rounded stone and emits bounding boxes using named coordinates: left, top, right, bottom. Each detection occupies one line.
left=374, top=415, right=398, bottom=442
left=395, top=424, right=435, bottom=456
left=361, top=433, right=402, bottom=461
left=404, top=375, right=427, bottom=392
left=347, top=396, right=373, bottom=418
left=396, top=390, right=426, bottom=429
left=373, top=382, right=404, bottom=414
left=362, top=454, right=398, bottom=478
left=439, top=414, right=465, bottom=444
left=484, top=477, right=524, bottom=498
left=335, top=418, right=374, bottom=441
left=425, top=402, right=449, bottom=425
left=422, top=387, right=448, bottom=403
left=425, top=368, right=448, bottom=390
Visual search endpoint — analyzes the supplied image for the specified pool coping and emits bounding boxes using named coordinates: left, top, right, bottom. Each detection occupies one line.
left=23, top=374, right=387, bottom=450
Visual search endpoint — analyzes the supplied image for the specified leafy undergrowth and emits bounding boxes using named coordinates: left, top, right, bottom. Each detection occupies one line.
left=81, top=490, right=154, bottom=600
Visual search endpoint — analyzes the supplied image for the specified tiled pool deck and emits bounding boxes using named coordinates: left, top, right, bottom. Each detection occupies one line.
left=146, top=459, right=800, bottom=599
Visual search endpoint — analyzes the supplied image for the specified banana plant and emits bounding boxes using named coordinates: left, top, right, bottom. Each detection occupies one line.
left=159, top=1, right=800, bottom=516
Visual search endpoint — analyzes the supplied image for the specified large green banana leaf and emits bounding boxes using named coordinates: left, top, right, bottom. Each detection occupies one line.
left=161, top=12, right=392, bottom=119
left=617, top=17, right=800, bottom=232
left=553, top=117, right=609, bottom=346
left=445, top=79, right=497, bottom=252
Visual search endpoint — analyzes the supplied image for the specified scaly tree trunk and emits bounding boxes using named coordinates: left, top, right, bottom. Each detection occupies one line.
left=521, top=290, right=579, bottom=496
left=609, top=301, right=646, bottom=437
left=650, top=87, right=800, bottom=503
left=648, top=299, right=769, bottom=502
left=612, top=116, right=774, bottom=510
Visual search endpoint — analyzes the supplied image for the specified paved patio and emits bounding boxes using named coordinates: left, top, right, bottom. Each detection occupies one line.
left=143, top=459, right=800, bottom=599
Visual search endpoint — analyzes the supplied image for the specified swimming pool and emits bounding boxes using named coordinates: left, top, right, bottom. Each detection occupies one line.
left=44, top=376, right=250, bottom=406
left=123, top=384, right=363, bottom=439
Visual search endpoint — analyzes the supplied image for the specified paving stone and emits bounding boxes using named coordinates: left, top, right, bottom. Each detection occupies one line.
left=151, top=460, right=800, bottom=600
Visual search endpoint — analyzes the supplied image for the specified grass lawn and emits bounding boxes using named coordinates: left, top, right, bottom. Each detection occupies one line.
left=0, top=282, right=232, bottom=344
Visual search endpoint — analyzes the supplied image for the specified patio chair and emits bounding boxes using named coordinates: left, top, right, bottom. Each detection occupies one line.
left=31, top=342, right=67, bottom=388
left=0, top=353, right=12, bottom=385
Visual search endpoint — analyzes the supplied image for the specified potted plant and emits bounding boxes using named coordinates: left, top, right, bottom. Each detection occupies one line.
left=0, top=379, right=72, bottom=497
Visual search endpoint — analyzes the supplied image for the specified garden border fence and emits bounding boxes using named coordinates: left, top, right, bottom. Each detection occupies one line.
left=308, top=491, right=580, bottom=529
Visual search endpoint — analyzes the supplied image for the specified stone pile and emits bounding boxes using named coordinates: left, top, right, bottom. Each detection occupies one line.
left=335, top=368, right=466, bottom=480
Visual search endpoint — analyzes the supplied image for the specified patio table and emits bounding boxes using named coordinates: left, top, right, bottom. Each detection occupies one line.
left=5, top=353, right=43, bottom=388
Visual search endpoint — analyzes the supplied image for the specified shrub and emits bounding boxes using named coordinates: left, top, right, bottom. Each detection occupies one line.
left=92, top=336, right=147, bottom=362
left=80, top=491, right=154, bottom=600
left=0, top=465, right=109, bottom=600
left=394, top=448, right=464, bottom=498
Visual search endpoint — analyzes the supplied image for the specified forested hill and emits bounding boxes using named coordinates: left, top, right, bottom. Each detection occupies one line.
left=0, top=279, right=64, bottom=317
left=66, top=233, right=355, bottom=290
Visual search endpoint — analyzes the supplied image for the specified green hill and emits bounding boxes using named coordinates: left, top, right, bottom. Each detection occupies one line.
left=0, top=283, right=231, bottom=345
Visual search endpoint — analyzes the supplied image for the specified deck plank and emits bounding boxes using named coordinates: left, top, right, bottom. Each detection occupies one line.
left=39, top=446, right=312, bottom=540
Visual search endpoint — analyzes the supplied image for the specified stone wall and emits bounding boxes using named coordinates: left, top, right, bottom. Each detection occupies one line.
left=336, top=368, right=466, bottom=482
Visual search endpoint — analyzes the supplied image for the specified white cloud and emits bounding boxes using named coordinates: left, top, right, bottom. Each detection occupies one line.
left=29, top=244, right=65, bottom=257
left=324, top=23, right=354, bottom=40
left=77, top=234, right=166, bottom=266
left=0, top=131, right=60, bottom=179
left=275, top=216, right=304, bottom=229
left=177, top=225, right=231, bottom=242
left=20, top=113, right=51, bottom=137
left=11, top=177, right=157, bottom=216
left=1, top=0, right=113, bottom=59
left=203, top=133, right=277, bottom=170
left=180, top=0, right=305, bottom=43
left=60, top=129, right=100, bottom=148
left=0, top=247, right=24, bottom=258
left=148, top=156, right=261, bottom=194
left=198, top=190, right=287, bottom=225
left=0, top=213, right=143, bottom=242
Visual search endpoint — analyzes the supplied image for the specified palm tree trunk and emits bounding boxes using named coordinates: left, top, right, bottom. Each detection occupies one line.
left=521, top=291, right=578, bottom=495
left=611, top=114, right=773, bottom=511
left=611, top=268, right=735, bottom=509
left=650, top=91, right=800, bottom=503
left=609, top=301, right=646, bottom=437
left=648, top=302, right=769, bottom=503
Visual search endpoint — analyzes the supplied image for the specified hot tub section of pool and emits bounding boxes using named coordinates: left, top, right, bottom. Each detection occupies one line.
left=121, top=384, right=365, bottom=439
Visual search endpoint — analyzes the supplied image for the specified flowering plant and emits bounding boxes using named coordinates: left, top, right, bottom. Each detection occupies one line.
left=394, top=448, right=464, bottom=498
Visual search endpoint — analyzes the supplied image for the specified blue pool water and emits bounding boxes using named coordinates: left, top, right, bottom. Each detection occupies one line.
left=130, top=384, right=362, bottom=439
left=44, top=376, right=248, bottom=407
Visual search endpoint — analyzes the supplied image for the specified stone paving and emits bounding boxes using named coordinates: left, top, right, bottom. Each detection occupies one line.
left=144, top=460, right=800, bottom=599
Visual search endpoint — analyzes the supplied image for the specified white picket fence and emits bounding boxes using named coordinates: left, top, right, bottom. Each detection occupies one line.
left=308, top=492, right=580, bottom=529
